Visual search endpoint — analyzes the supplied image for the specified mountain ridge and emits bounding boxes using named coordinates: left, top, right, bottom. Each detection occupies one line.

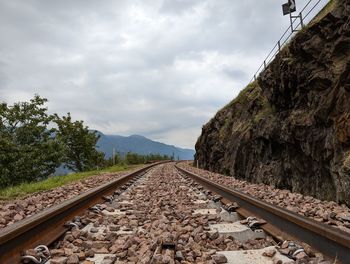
left=96, top=131, right=195, bottom=160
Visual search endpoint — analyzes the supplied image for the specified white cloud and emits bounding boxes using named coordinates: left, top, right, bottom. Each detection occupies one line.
left=0, top=0, right=330, bottom=148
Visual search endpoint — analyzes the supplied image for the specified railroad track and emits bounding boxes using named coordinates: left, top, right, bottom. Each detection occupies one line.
left=0, top=162, right=164, bottom=263
left=175, top=164, right=350, bottom=264
left=0, top=163, right=349, bottom=263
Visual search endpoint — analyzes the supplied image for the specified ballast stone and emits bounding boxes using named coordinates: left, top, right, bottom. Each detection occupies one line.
left=86, top=254, right=116, bottom=264
left=193, top=208, right=217, bottom=215
left=209, top=222, right=266, bottom=243
left=219, top=210, right=240, bottom=222
left=217, top=246, right=294, bottom=264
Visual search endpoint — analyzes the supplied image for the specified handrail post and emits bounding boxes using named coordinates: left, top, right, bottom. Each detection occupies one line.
left=300, top=12, right=304, bottom=28
left=250, top=0, right=324, bottom=86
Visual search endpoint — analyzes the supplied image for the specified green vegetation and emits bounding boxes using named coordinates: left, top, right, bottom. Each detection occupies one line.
left=222, top=81, right=274, bottom=123
left=0, top=164, right=134, bottom=200
left=54, top=113, right=105, bottom=172
left=219, top=118, right=232, bottom=139
left=217, top=81, right=276, bottom=139
left=222, top=81, right=258, bottom=111
left=0, top=95, right=172, bottom=192
left=253, top=103, right=275, bottom=123
left=252, top=86, right=275, bottom=124
left=344, top=152, right=350, bottom=169
left=0, top=96, right=65, bottom=187
left=235, top=81, right=261, bottom=104
left=0, top=150, right=170, bottom=199
left=0, top=95, right=105, bottom=189
left=213, top=0, right=339, bottom=151
left=106, top=152, right=172, bottom=166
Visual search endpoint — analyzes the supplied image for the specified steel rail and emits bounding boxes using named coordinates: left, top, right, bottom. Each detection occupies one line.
left=0, top=162, right=166, bottom=264
left=175, top=165, right=350, bottom=264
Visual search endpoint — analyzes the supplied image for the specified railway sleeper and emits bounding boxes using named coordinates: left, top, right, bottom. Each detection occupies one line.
left=19, top=164, right=329, bottom=264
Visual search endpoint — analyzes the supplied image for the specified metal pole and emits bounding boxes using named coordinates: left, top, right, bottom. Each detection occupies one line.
left=278, top=40, right=281, bottom=52
left=112, top=148, right=115, bottom=165
left=264, top=60, right=267, bottom=69
left=289, top=12, right=293, bottom=33
left=299, top=12, right=304, bottom=28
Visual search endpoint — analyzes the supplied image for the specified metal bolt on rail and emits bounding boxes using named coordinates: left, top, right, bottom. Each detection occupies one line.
left=102, top=195, right=113, bottom=202
left=64, top=221, right=80, bottom=230
left=89, top=205, right=101, bottom=213
left=21, top=245, right=51, bottom=264
left=21, top=255, right=43, bottom=264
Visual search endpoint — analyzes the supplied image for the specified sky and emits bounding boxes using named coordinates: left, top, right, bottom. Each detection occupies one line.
left=0, top=0, right=329, bottom=149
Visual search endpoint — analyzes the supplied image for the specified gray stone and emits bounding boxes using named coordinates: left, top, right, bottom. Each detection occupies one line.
left=212, top=254, right=228, bottom=263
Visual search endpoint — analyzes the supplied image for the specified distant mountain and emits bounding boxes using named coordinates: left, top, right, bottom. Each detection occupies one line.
left=54, top=132, right=194, bottom=175
left=96, top=132, right=195, bottom=160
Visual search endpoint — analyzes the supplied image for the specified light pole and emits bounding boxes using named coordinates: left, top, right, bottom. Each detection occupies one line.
left=282, top=0, right=304, bottom=33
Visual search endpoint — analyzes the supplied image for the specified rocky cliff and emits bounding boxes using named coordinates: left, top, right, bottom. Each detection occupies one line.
left=195, top=0, right=350, bottom=205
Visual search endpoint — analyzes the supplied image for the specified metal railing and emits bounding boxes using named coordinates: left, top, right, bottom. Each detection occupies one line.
left=250, top=0, right=327, bottom=83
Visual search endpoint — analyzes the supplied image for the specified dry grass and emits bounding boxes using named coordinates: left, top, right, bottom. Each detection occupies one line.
left=309, top=0, right=338, bottom=27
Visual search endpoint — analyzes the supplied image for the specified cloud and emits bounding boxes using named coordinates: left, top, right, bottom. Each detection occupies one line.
left=0, top=0, right=330, bottom=148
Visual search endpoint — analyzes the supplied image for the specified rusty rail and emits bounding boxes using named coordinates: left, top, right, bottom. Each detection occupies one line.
left=175, top=165, right=350, bottom=264
left=0, top=162, right=165, bottom=264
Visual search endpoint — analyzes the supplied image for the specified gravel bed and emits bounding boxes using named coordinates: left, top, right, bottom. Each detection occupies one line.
left=178, top=163, right=350, bottom=234
left=47, top=164, right=277, bottom=264
left=0, top=168, right=143, bottom=229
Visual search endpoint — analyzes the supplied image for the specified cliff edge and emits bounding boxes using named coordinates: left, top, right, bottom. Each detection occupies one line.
left=195, top=0, right=350, bottom=205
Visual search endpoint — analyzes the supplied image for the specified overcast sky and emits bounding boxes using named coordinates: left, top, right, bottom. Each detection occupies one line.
left=0, top=0, right=328, bottom=148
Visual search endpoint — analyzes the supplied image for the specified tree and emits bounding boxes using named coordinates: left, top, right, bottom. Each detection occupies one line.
left=0, top=95, right=64, bottom=187
left=54, top=113, right=105, bottom=172
left=125, top=152, right=144, bottom=165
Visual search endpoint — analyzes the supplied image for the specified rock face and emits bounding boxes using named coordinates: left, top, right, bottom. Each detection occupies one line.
left=195, top=0, right=350, bottom=205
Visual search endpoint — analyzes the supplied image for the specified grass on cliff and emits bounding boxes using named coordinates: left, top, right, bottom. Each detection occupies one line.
left=215, top=0, right=338, bottom=140
left=226, top=81, right=259, bottom=108
left=218, top=81, right=275, bottom=138
left=309, top=0, right=338, bottom=27
left=0, top=164, right=138, bottom=200
left=220, top=81, right=259, bottom=114
left=223, top=81, right=274, bottom=122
